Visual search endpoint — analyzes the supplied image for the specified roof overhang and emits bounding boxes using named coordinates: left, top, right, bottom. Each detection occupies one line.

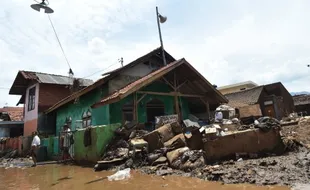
left=0, top=121, right=24, bottom=126
left=92, top=58, right=228, bottom=108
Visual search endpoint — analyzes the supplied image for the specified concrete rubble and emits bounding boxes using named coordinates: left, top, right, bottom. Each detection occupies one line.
left=94, top=115, right=310, bottom=187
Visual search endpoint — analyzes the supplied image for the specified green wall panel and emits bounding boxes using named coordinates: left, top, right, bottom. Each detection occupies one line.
left=73, top=124, right=121, bottom=163
left=55, top=87, right=108, bottom=134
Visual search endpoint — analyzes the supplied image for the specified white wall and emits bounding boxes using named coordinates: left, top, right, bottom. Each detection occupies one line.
left=24, top=83, right=39, bottom=122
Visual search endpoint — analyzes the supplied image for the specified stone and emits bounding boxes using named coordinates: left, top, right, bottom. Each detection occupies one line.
left=153, top=157, right=168, bottom=166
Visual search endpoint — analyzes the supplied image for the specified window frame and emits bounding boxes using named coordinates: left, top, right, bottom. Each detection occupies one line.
left=28, top=87, right=36, bottom=111
left=82, top=110, right=92, bottom=128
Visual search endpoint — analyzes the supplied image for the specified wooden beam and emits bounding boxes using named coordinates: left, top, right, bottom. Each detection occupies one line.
left=137, top=91, right=204, bottom=98
left=162, top=77, right=175, bottom=90
left=200, top=98, right=210, bottom=120
left=134, top=92, right=137, bottom=121
left=174, top=72, right=181, bottom=121
left=176, top=80, right=188, bottom=90
left=137, top=94, right=147, bottom=104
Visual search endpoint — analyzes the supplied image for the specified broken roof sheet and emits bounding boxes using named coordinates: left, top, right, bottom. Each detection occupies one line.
left=92, top=59, right=228, bottom=108
left=224, top=86, right=264, bottom=108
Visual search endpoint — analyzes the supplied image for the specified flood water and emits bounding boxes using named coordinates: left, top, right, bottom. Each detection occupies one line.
left=0, top=164, right=291, bottom=190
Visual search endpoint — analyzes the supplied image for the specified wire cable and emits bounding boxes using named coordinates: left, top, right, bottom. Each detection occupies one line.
left=82, top=62, right=120, bottom=79
left=47, top=14, right=72, bottom=70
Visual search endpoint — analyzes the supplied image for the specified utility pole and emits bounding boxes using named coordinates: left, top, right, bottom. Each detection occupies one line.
left=156, top=7, right=167, bottom=65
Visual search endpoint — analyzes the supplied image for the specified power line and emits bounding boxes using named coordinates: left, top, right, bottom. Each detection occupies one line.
left=47, top=14, right=72, bottom=71
left=82, top=62, right=120, bottom=79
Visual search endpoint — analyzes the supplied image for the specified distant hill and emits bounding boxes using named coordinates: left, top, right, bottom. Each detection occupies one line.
left=290, top=91, right=310, bottom=96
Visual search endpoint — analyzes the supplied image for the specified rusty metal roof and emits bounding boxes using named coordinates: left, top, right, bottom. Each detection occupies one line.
left=9, top=71, right=93, bottom=95
left=21, top=71, right=93, bottom=86
left=92, top=59, right=228, bottom=108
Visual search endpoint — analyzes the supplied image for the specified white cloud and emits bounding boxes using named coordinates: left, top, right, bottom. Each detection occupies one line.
left=1, top=0, right=310, bottom=107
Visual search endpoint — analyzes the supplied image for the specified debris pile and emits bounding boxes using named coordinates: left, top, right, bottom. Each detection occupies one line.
left=95, top=114, right=310, bottom=186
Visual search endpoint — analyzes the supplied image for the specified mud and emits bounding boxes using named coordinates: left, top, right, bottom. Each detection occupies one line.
left=0, top=164, right=291, bottom=190
left=139, top=148, right=310, bottom=187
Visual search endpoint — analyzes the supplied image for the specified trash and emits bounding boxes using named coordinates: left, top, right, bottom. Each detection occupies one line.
left=183, top=119, right=201, bottom=128
left=237, top=158, right=243, bottom=162
left=222, top=119, right=232, bottom=125
left=107, top=168, right=131, bottom=181
left=232, top=118, right=239, bottom=124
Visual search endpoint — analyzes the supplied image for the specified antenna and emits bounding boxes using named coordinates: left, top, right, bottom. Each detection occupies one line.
left=119, top=57, right=124, bottom=67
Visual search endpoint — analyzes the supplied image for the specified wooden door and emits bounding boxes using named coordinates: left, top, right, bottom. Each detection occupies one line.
left=264, top=105, right=275, bottom=118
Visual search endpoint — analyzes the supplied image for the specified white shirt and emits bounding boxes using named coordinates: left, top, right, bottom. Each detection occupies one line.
left=63, top=128, right=71, bottom=147
left=31, top=135, right=40, bottom=146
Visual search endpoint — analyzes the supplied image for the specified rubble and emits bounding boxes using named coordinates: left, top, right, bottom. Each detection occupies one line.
left=95, top=115, right=310, bottom=187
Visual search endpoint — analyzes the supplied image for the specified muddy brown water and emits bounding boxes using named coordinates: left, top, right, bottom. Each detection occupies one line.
left=0, top=165, right=290, bottom=190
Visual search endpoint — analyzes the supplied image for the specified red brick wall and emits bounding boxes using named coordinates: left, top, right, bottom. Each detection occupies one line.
left=24, top=119, right=37, bottom=137
left=38, top=84, right=72, bottom=112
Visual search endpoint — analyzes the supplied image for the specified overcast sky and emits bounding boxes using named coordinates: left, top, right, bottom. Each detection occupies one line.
left=1, top=0, right=310, bottom=107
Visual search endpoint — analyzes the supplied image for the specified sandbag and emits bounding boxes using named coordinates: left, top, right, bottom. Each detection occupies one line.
left=164, top=133, right=186, bottom=150
left=166, top=147, right=189, bottom=164
left=156, top=124, right=174, bottom=142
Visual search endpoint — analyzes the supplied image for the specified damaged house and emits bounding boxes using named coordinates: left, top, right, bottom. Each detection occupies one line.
left=224, top=82, right=294, bottom=122
left=8, top=71, right=93, bottom=136
left=46, top=48, right=227, bottom=134
left=293, top=94, right=310, bottom=116
left=42, top=48, right=227, bottom=162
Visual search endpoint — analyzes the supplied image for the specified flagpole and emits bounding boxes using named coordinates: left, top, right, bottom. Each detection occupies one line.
left=156, top=6, right=167, bottom=66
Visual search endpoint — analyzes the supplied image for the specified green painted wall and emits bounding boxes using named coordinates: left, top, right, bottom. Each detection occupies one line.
left=73, top=123, right=121, bottom=163
left=55, top=86, right=109, bottom=134
left=109, top=81, right=190, bottom=124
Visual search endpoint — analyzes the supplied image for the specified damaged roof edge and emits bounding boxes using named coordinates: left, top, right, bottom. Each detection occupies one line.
left=45, top=47, right=176, bottom=113
left=91, top=58, right=228, bottom=108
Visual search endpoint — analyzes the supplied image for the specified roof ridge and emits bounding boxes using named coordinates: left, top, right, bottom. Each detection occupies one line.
left=20, top=70, right=92, bottom=81
left=224, top=85, right=263, bottom=96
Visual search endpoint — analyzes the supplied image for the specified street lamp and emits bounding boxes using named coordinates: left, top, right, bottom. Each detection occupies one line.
left=30, top=0, right=74, bottom=78
left=30, top=0, right=54, bottom=14
left=156, top=7, right=167, bottom=65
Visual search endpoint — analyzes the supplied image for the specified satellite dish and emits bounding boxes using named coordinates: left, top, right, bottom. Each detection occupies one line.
left=158, top=14, right=167, bottom=23
left=30, top=0, right=54, bottom=14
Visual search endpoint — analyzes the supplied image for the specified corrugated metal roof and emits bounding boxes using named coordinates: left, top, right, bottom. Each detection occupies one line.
left=29, top=72, right=93, bottom=86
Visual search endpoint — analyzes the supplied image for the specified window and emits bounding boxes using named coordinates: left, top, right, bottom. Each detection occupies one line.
left=28, top=87, right=36, bottom=111
left=82, top=110, right=92, bottom=128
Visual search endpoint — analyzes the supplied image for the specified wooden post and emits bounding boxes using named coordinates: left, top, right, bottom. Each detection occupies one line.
left=206, top=101, right=210, bottom=120
left=200, top=98, right=210, bottom=121
left=133, top=92, right=137, bottom=121
left=174, top=72, right=181, bottom=121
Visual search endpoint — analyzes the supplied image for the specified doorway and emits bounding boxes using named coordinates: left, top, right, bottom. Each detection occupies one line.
left=146, top=99, right=165, bottom=130
left=264, top=104, right=276, bottom=118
